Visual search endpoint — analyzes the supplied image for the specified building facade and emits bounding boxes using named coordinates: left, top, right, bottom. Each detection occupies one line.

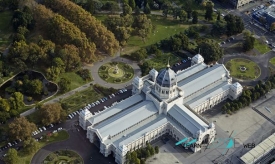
left=229, top=0, right=253, bottom=9
left=252, top=4, right=275, bottom=30
left=79, top=54, right=243, bottom=164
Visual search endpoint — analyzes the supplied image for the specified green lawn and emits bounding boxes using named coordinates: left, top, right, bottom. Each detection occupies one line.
left=124, top=16, right=188, bottom=54
left=56, top=72, right=91, bottom=90
left=19, top=130, right=70, bottom=164
left=225, top=58, right=261, bottom=80
left=60, top=87, right=103, bottom=114
left=0, top=11, right=13, bottom=51
left=269, top=57, right=275, bottom=66
left=146, top=53, right=180, bottom=71
left=43, top=150, right=83, bottom=164
left=254, top=39, right=271, bottom=54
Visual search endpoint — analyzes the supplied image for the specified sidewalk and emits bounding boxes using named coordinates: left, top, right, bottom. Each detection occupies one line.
left=20, top=83, right=93, bottom=117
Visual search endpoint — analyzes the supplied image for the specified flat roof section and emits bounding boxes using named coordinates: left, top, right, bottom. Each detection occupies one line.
left=97, top=101, right=158, bottom=139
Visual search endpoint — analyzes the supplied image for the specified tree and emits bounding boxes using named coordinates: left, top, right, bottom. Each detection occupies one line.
left=179, top=10, right=187, bottom=23
left=129, top=0, right=136, bottom=9
left=196, top=39, right=223, bottom=63
left=133, top=14, right=153, bottom=42
left=12, top=6, right=35, bottom=30
left=86, top=0, right=103, bottom=14
left=58, top=44, right=81, bottom=71
left=204, top=1, right=213, bottom=21
left=27, top=43, right=43, bottom=67
left=102, top=1, right=120, bottom=14
left=0, top=111, right=10, bottom=123
left=46, top=66, right=61, bottom=81
left=8, top=117, right=37, bottom=140
left=242, top=30, right=255, bottom=52
left=23, top=138, right=40, bottom=155
left=134, top=6, right=140, bottom=15
left=211, top=20, right=227, bottom=36
left=154, top=146, right=159, bottom=154
left=4, top=148, right=18, bottom=164
left=58, top=77, right=71, bottom=93
left=192, top=11, right=198, bottom=24
left=28, top=79, right=43, bottom=95
left=224, top=14, right=244, bottom=36
left=40, top=103, right=66, bottom=125
left=217, top=11, right=221, bottom=21
left=0, top=98, right=10, bottom=112
left=52, top=57, right=65, bottom=73
left=144, top=3, right=151, bottom=14
left=123, top=4, right=132, bottom=16
left=9, top=92, right=24, bottom=110
left=270, top=22, right=275, bottom=31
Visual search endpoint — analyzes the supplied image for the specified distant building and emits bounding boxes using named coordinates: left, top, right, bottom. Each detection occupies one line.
left=79, top=54, right=243, bottom=164
left=229, top=0, right=253, bottom=9
left=252, top=4, right=275, bottom=30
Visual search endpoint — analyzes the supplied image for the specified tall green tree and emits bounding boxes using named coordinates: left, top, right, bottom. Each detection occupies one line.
left=242, top=30, right=255, bottom=51
left=204, top=1, right=213, bottom=21
left=9, top=92, right=24, bottom=110
left=4, top=148, right=18, bottom=164
left=179, top=10, right=187, bottom=23
left=196, top=39, right=223, bottom=63
left=23, top=138, right=40, bottom=155
left=192, top=11, right=198, bottom=24
left=129, top=0, right=136, bottom=9
left=58, top=77, right=71, bottom=93
left=144, top=3, right=151, bottom=14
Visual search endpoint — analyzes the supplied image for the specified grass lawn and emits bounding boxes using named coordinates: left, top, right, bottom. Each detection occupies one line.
left=269, top=57, right=275, bottom=66
left=60, top=87, right=103, bottom=114
left=98, top=62, right=134, bottom=83
left=0, top=11, right=13, bottom=52
left=254, top=39, right=271, bottom=54
left=225, top=58, right=261, bottom=80
left=56, top=72, right=91, bottom=90
left=123, top=15, right=188, bottom=54
left=19, top=130, right=70, bottom=164
left=146, top=53, right=180, bottom=71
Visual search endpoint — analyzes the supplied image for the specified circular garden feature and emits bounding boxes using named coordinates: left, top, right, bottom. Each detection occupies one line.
left=98, top=62, right=134, bottom=83
left=43, top=150, right=83, bottom=164
left=225, top=58, right=261, bottom=80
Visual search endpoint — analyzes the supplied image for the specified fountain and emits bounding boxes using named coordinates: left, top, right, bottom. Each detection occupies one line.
left=113, top=64, right=119, bottom=74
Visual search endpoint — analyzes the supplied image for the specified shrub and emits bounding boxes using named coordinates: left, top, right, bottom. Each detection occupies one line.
left=77, top=69, right=92, bottom=81
left=27, top=96, right=32, bottom=102
left=101, top=66, right=106, bottom=70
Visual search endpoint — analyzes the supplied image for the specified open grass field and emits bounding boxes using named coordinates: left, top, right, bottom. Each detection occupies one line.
left=269, top=57, right=275, bottom=66
left=146, top=53, right=180, bottom=71
left=60, top=87, right=103, bottom=114
left=56, top=72, right=91, bottom=90
left=254, top=39, right=271, bottom=54
left=225, top=58, right=261, bottom=80
left=124, top=16, right=188, bottom=54
left=0, top=11, right=13, bottom=52
left=19, top=130, right=69, bottom=164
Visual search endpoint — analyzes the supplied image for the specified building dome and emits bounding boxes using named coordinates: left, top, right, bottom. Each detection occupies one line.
left=156, top=66, right=177, bottom=87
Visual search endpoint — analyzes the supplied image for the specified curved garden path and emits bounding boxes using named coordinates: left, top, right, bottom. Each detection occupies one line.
left=84, top=56, right=141, bottom=89
left=218, top=51, right=275, bottom=86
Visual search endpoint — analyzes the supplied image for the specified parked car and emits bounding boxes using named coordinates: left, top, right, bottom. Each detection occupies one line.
left=57, top=127, right=63, bottom=131
left=42, top=127, right=46, bottom=131
left=39, top=128, right=43, bottom=132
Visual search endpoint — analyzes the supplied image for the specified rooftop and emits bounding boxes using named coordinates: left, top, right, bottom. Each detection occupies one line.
left=95, top=100, right=158, bottom=139
left=168, top=104, right=209, bottom=134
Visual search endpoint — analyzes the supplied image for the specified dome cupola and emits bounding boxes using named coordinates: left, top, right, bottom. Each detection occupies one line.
left=156, top=64, right=177, bottom=87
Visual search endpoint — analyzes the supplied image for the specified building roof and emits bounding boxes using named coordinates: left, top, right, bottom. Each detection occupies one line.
left=156, top=67, right=177, bottom=87
left=176, top=62, right=207, bottom=82
left=241, top=133, right=275, bottom=164
left=178, top=64, right=229, bottom=98
left=185, top=81, right=231, bottom=109
left=168, top=104, right=209, bottom=134
left=96, top=100, right=158, bottom=139
left=89, top=94, right=144, bottom=125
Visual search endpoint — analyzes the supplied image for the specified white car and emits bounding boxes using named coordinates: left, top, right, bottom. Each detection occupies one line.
left=57, top=127, right=63, bottom=131
left=53, top=130, right=57, bottom=133
left=42, top=127, right=46, bottom=131
left=39, top=128, right=43, bottom=132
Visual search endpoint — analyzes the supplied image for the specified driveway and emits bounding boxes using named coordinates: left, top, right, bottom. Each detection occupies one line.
left=218, top=51, right=275, bottom=86
left=31, top=128, right=115, bottom=164
left=84, top=56, right=141, bottom=89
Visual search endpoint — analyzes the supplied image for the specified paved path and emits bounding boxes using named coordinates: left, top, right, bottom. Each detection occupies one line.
left=218, top=51, right=275, bottom=86
left=84, top=56, right=141, bottom=89
left=20, top=83, right=92, bottom=117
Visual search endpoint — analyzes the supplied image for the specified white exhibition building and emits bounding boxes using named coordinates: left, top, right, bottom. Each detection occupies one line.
left=79, top=54, right=243, bottom=164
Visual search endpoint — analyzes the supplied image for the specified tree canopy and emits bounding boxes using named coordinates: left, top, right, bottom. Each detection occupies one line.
left=43, top=0, right=119, bottom=55
left=40, top=103, right=66, bottom=125
left=196, top=39, right=223, bottom=63
left=8, top=117, right=37, bottom=140
left=4, top=148, right=19, bottom=164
